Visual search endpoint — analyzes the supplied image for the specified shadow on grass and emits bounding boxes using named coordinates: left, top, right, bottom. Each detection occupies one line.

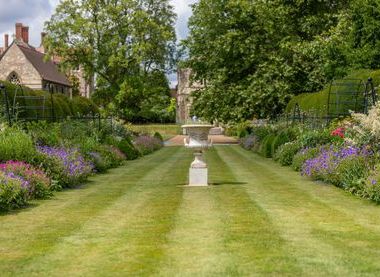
left=211, top=181, right=247, bottom=186
left=0, top=203, right=39, bottom=216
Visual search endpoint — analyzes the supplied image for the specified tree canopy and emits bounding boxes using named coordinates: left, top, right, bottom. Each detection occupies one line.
left=184, top=0, right=380, bottom=123
left=45, top=0, right=177, bottom=122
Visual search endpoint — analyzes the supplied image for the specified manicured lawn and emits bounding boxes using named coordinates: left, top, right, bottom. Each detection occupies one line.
left=129, top=124, right=181, bottom=140
left=1, top=146, right=380, bottom=276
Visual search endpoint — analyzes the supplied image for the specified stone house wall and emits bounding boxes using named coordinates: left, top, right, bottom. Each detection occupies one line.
left=0, top=44, right=42, bottom=89
left=176, top=68, right=204, bottom=124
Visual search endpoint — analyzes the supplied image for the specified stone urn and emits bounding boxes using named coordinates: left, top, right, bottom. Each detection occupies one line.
left=182, top=124, right=213, bottom=186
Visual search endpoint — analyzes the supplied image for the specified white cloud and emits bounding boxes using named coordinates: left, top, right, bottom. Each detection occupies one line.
left=0, top=0, right=53, bottom=46
left=170, top=0, right=197, bottom=40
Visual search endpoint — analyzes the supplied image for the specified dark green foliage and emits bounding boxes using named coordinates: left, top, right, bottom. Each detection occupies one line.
left=299, top=129, right=332, bottom=148
left=46, top=0, right=176, bottom=123
left=274, top=142, right=303, bottom=166
left=25, top=121, right=60, bottom=146
left=260, top=134, right=277, bottom=158
left=0, top=80, right=98, bottom=121
left=153, top=132, right=164, bottom=142
left=271, top=128, right=298, bottom=157
left=117, top=139, right=140, bottom=160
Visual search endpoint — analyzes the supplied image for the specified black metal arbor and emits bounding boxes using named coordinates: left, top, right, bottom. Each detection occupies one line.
left=290, top=77, right=377, bottom=126
left=326, top=78, right=377, bottom=118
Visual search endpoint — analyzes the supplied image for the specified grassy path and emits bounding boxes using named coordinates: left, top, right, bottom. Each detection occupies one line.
left=1, top=146, right=380, bottom=276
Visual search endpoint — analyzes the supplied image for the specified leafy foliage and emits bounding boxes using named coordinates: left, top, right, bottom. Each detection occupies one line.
left=45, top=0, right=176, bottom=122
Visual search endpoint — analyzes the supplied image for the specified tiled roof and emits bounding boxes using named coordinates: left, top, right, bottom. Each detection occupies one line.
left=18, top=44, right=71, bottom=86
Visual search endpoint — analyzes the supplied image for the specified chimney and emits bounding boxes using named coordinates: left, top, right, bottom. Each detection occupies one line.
left=15, top=23, right=23, bottom=41
left=40, top=32, right=46, bottom=45
left=22, top=26, right=29, bottom=44
left=4, top=34, right=8, bottom=49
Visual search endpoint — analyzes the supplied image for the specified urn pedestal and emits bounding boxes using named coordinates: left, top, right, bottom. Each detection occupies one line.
left=182, top=124, right=213, bottom=186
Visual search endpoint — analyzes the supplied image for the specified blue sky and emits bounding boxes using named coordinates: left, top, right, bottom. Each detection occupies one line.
left=0, top=0, right=197, bottom=87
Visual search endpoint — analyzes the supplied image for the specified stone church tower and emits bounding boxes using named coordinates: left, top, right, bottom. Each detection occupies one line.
left=176, top=68, right=204, bottom=124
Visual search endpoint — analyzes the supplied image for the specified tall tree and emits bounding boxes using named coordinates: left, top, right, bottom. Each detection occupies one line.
left=184, top=0, right=350, bottom=122
left=45, top=0, right=176, bottom=121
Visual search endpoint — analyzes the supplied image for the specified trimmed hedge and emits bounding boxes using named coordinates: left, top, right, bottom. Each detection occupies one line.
left=286, top=69, right=380, bottom=116
left=0, top=81, right=98, bottom=120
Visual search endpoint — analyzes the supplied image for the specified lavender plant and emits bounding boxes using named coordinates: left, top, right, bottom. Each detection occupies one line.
left=302, top=145, right=373, bottom=187
left=37, top=146, right=94, bottom=188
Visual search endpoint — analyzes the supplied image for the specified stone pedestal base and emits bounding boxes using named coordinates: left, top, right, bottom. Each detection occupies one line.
left=189, top=167, right=208, bottom=186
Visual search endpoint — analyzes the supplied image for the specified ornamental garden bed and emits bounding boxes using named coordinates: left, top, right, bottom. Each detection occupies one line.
left=237, top=101, right=380, bottom=204
left=0, top=120, right=164, bottom=212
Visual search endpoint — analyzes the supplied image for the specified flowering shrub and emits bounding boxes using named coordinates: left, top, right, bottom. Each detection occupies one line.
left=346, top=101, right=380, bottom=147
left=292, top=147, right=321, bottom=171
left=87, top=146, right=126, bottom=172
left=363, top=165, right=380, bottom=203
left=0, top=161, right=52, bottom=199
left=38, top=146, right=94, bottom=188
left=0, top=171, right=29, bottom=211
left=239, top=135, right=256, bottom=150
left=133, top=135, right=163, bottom=155
left=302, top=145, right=373, bottom=186
left=274, top=141, right=302, bottom=166
left=331, top=127, right=345, bottom=138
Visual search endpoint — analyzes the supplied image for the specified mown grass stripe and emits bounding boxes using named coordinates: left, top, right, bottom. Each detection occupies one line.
left=207, top=147, right=302, bottom=276
left=217, top=146, right=380, bottom=275
left=0, top=147, right=185, bottom=276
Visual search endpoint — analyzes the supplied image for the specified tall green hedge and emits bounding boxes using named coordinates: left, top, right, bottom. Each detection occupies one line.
left=286, top=69, right=380, bottom=116
left=0, top=81, right=98, bottom=120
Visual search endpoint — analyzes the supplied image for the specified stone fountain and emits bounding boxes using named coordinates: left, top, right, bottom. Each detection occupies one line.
left=182, top=124, right=213, bottom=186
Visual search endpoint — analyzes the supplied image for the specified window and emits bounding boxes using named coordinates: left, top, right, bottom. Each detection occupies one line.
left=7, top=72, right=21, bottom=85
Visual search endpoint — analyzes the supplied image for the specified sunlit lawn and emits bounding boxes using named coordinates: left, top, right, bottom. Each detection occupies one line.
left=129, top=124, right=181, bottom=140
left=1, top=146, right=380, bottom=276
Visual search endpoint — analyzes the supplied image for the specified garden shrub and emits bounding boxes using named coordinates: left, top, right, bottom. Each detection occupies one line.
left=239, top=134, right=256, bottom=150
left=0, top=161, right=52, bottom=199
left=117, top=139, right=140, bottom=160
left=0, top=171, right=29, bottom=211
left=260, top=134, right=276, bottom=158
left=71, top=96, right=99, bottom=116
left=335, top=155, right=372, bottom=193
left=37, top=146, right=94, bottom=188
left=134, top=135, right=163, bottom=155
left=274, top=141, right=302, bottom=166
left=271, top=128, right=298, bottom=157
left=292, top=147, right=320, bottom=171
left=25, top=121, right=61, bottom=146
left=0, top=127, right=38, bottom=164
left=363, top=165, right=380, bottom=203
left=301, top=145, right=373, bottom=186
left=153, top=132, right=164, bottom=142
left=299, top=129, right=332, bottom=148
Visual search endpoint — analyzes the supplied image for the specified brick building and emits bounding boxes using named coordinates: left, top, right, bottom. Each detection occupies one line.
left=0, top=23, right=93, bottom=97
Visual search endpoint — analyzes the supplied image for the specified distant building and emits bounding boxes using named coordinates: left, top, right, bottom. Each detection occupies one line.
left=0, top=23, right=93, bottom=97
left=176, top=68, right=204, bottom=124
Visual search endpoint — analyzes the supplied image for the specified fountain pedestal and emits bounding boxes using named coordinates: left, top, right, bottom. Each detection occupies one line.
left=182, top=124, right=213, bottom=186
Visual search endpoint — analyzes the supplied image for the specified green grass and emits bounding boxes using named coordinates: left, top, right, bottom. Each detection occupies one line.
left=129, top=124, right=181, bottom=140
left=1, top=146, right=380, bottom=276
